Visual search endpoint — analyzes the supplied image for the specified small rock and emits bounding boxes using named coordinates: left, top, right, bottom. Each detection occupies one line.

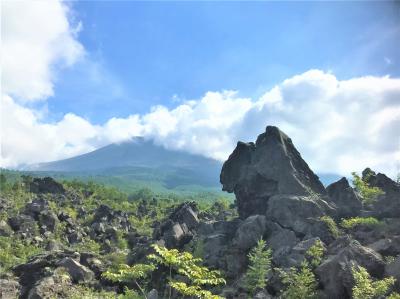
left=57, top=257, right=94, bottom=283
left=148, top=289, right=158, bottom=299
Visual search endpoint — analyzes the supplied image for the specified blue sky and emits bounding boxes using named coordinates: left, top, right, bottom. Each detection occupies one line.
left=2, top=0, right=400, bottom=176
left=48, top=1, right=400, bottom=124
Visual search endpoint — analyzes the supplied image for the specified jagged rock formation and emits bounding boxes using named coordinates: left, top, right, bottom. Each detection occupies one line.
left=153, top=202, right=199, bottom=248
left=220, top=126, right=326, bottom=219
left=315, top=236, right=385, bottom=298
left=326, top=177, right=362, bottom=219
left=2, top=125, right=400, bottom=299
left=29, top=177, right=65, bottom=194
left=362, top=168, right=400, bottom=218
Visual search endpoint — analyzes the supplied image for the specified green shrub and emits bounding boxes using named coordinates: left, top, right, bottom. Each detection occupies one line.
left=352, top=172, right=384, bottom=205
left=0, top=236, right=43, bottom=272
left=306, top=239, right=325, bottom=268
left=72, top=238, right=101, bottom=253
left=244, top=239, right=272, bottom=295
left=340, top=217, right=381, bottom=230
left=129, top=215, right=153, bottom=237
left=352, top=265, right=395, bottom=299
left=103, top=263, right=156, bottom=298
left=279, top=260, right=318, bottom=299
left=148, top=244, right=226, bottom=299
left=319, top=216, right=340, bottom=238
left=67, top=285, right=118, bottom=299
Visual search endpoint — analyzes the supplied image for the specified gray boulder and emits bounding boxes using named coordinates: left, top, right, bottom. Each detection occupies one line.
left=316, top=236, right=385, bottom=299
left=265, top=194, right=333, bottom=236
left=362, top=168, right=400, bottom=218
left=8, top=214, right=37, bottom=236
left=24, top=198, right=49, bottom=219
left=233, top=215, right=267, bottom=251
left=265, top=221, right=299, bottom=266
left=154, top=202, right=199, bottom=248
left=57, top=257, right=94, bottom=283
left=220, top=126, right=326, bottom=219
left=29, top=177, right=65, bottom=194
left=367, top=237, right=400, bottom=256
left=0, top=220, right=12, bottom=236
left=385, top=256, right=400, bottom=291
left=38, top=210, right=58, bottom=233
left=326, top=177, right=362, bottom=219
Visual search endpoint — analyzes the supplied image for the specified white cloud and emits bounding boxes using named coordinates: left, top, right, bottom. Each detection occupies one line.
left=1, top=2, right=399, bottom=178
left=1, top=0, right=84, bottom=101
left=2, top=71, right=399, bottom=178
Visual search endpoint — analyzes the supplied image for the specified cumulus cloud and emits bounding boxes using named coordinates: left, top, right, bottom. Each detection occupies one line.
left=1, top=1, right=399, bottom=178
left=1, top=0, right=84, bottom=101
left=2, top=70, right=400, bottom=178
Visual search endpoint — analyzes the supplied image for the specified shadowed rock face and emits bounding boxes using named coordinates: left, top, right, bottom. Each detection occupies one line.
left=220, top=126, right=326, bottom=219
left=361, top=168, right=400, bottom=218
left=326, top=177, right=362, bottom=219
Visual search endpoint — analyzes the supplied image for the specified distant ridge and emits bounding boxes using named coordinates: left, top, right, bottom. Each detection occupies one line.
left=29, top=138, right=222, bottom=189
left=27, top=137, right=340, bottom=191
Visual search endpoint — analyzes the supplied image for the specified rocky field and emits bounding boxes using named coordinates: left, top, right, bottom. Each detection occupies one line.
left=1, top=126, right=399, bottom=299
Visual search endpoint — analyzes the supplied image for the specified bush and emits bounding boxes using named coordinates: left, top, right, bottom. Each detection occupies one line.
left=352, top=265, right=395, bottom=299
left=340, top=217, right=381, bottom=230
left=319, top=216, right=340, bottom=238
left=0, top=236, right=43, bottom=272
left=279, top=260, right=318, bottom=299
left=72, top=238, right=101, bottom=253
left=148, top=244, right=226, bottom=299
left=352, top=172, right=384, bottom=205
left=306, top=239, right=325, bottom=268
left=244, top=239, right=272, bottom=295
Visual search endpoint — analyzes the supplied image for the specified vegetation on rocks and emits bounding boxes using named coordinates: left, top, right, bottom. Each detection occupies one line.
left=351, top=172, right=384, bottom=205
left=244, top=239, right=272, bottom=295
left=1, top=127, right=400, bottom=298
left=352, top=265, right=396, bottom=299
left=341, top=216, right=381, bottom=229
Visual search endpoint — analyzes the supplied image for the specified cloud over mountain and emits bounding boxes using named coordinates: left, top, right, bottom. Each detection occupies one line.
left=1, top=1, right=399, bottom=178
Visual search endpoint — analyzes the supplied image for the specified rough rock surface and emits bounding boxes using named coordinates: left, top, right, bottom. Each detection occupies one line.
left=154, top=202, right=199, bottom=248
left=265, top=194, right=333, bottom=236
left=363, top=168, right=400, bottom=218
left=220, top=126, right=326, bottom=219
left=57, top=257, right=94, bottom=283
left=385, top=256, right=400, bottom=291
left=29, top=177, right=65, bottom=194
left=233, top=215, right=267, bottom=251
left=316, top=236, right=385, bottom=299
left=326, top=177, right=362, bottom=219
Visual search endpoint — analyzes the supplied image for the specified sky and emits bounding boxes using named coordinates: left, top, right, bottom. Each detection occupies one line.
left=1, top=0, right=400, bottom=178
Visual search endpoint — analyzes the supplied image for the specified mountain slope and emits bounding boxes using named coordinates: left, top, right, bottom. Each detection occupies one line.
left=30, top=138, right=222, bottom=190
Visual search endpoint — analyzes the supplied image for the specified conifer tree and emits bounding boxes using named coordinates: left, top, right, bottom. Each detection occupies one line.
left=244, top=239, right=272, bottom=295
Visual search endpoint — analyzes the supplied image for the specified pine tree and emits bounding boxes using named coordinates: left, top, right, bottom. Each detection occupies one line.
left=244, top=239, right=272, bottom=295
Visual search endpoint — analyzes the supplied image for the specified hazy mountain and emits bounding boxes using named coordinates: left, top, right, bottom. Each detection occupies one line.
left=30, top=138, right=222, bottom=190
left=28, top=137, right=340, bottom=192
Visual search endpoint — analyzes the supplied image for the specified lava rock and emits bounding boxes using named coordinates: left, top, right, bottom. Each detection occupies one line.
left=363, top=168, right=400, bottom=218
left=326, top=177, right=362, bottom=219
left=316, top=236, right=385, bottom=299
left=233, top=215, right=267, bottom=251
left=265, top=194, right=333, bottom=236
left=220, top=126, right=326, bottom=219
left=57, top=257, right=94, bottom=283
left=29, top=177, right=65, bottom=194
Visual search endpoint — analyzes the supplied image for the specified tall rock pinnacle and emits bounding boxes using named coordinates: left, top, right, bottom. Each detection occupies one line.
left=220, top=126, right=326, bottom=219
